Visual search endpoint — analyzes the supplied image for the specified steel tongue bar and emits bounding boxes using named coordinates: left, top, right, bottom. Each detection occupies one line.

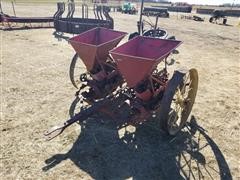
left=44, top=95, right=114, bottom=141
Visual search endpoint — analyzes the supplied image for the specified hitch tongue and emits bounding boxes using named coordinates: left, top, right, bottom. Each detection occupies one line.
left=44, top=106, right=89, bottom=141
left=44, top=109, right=86, bottom=141
left=44, top=124, right=67, bottom=141
left=44, top=96, right=112, bottom=141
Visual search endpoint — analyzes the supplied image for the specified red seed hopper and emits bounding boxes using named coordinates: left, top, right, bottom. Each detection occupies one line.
left=68, top=27, right=127, bottom=100
left=69, top=27, right=127, bottom=71
left=110, top=36, right=182, bottom=87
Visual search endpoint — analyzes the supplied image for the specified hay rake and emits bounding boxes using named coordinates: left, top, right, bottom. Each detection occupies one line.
left=0, top=2, right=54, bottom=29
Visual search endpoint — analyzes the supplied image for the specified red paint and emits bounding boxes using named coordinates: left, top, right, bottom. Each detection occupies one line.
left=69, top=27, right=127, bottom=71
left=136, top=89, right=153, bottom=101
left=110, top=36, right=182, bottom=87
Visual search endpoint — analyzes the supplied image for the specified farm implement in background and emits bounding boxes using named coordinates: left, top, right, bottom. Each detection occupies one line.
left=142, top=7, right=169, bottom=18
left=121, top=2, right=137, bottom=15
left=128, top=0, right=175, bottom=41
left=209, top=10, right=227, bottom=25
left=53, top=2, right=113, bottom=35
left=0, top=1, right=54, bottom=30
left=0, top=1, right=113, bottom=31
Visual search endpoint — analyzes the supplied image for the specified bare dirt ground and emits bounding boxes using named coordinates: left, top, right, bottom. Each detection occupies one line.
left=1, top=2, right=240, bottom=180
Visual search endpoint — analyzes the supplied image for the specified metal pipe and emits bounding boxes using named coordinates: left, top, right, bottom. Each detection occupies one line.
left=82, top=4, right=84, bottom=18
left=44, top=96, right=113, bottom=140
left=139, top=0, right=144, bottom=35
left=154, top=15, right=159, bottom=30
left=11, top=1, right=16, bottom=17
left=0, top=0, right=3, bottom=14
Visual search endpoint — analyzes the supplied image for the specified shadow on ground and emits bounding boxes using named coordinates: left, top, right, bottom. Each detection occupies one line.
left=1, top=26, right=53, bottom=31
left=43, top=99, right=232, bottom=180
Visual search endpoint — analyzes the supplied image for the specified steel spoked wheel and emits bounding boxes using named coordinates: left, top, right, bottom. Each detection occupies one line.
left=69, top=53, right=86, bottom=89
left=159, top=68, right=198, bottom=135
left=69, top=96, right=81, bottom=118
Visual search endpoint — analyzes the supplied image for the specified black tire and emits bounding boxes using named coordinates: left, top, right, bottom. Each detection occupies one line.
left=209, top=17, right=213, bottom=23
left=167, top=36, right=175, bottom=40
left=143, top=29, right=167, bottom=39
left=128, top=32, right=139, bottom=40
left=158, top=69, right=198, bottom=135
left=165, top=12, right=170, bottom=18
left=223, top=18, right=227, bottom=25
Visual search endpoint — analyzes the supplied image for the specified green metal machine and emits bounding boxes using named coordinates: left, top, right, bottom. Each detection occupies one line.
left=121, top=2, right=137, bottom=14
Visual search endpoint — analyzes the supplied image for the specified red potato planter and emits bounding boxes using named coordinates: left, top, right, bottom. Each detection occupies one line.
left=45, top=27, right=198, bottom=140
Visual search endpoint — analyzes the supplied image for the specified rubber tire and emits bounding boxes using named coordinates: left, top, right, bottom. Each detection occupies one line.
left=223, top=18, right=227, bottom=25
left=209, top=17, right=213, bottom=23
left=128, top=32, right=139, bottom=40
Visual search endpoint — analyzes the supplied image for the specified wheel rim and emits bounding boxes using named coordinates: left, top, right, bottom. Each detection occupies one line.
left=69, top=53, right=86, bottom=89
left=168, top=69, right=198, bottom=135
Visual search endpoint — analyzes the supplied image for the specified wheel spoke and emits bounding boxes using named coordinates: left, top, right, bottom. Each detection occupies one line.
left=170, top=70, right=198, bottom=134
left=181, top=74, right=190, bottom=94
